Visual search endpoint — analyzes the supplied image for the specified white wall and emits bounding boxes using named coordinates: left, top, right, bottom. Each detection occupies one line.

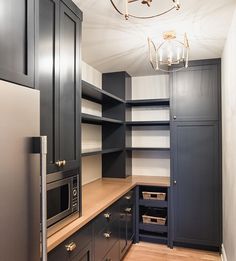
left=81, top=62, right=102, bottom=185
left=131, top=75, right=170, bottom=177
left=82, top=61, right=102, bottom=88
left=222, top=8, right=236, bottom=261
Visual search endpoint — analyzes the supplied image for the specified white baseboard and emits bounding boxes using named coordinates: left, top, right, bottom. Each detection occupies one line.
left=221, top=244, right=228, bottom=261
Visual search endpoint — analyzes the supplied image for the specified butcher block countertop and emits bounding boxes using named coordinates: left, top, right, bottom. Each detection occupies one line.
left=47, top=175, right=170, bottom=252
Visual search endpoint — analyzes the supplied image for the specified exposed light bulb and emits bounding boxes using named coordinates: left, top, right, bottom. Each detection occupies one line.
left=177, top=47, right=180, bottom=61
left=159, top=49, right=163, bottom=62
left=182, top=45, right=185, bottom=59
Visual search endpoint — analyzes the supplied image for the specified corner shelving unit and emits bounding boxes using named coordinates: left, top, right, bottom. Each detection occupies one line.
left=82, top=78, right=127, bottom=178
left=82, top=71, right=171, bottom=246
left=123, top=73, right=171, bottom=246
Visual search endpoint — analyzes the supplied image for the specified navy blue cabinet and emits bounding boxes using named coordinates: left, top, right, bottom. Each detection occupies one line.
left=171, top=59, right=221, bottom=250
left=48, top=189, right=135, bottom=261
left=38, top=0, right=82, bottom=174
left=48, top=223, right=93, bottom=261
left=172, top=122, right=221, bottom=248
left=0, top=0, right=35, bottom=88
left=171, top=61, right=220, bottom=122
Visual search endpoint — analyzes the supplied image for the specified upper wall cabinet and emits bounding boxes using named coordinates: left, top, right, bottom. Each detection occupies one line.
left=171, top=61, right=220, bottom=121
left=0, top=0, right=35, bottom=87
left=38, top=0, right=82, bottom=174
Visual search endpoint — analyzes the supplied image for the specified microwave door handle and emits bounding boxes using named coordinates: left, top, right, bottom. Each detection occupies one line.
left=40, top=136, right=48, bottom=261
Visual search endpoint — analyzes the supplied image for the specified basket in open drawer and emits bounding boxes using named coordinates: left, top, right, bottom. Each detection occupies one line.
left=142, top=215, right=167, bottom=226
left=142, top=191, right=166, bottom=201
left=142, top=208, right=167, bottom=226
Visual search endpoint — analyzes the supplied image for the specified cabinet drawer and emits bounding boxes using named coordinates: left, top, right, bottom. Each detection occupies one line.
left=48, top=223, right=92, bottom=261
left=94, top=220, right=119, bottom=261
left=120, top=190, right=134, bottom=211
left=103, top=241, right=120, bottom=261
left=94, top=202, right=120, bottom=233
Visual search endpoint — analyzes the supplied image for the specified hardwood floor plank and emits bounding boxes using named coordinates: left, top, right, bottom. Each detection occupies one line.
left=124, top=242, right=221, bottom=261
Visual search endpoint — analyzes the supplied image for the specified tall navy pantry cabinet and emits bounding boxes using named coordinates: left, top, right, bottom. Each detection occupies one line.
left=38, top=0, right=82, bottom=174
left=170, top=60, right=221, bottom=250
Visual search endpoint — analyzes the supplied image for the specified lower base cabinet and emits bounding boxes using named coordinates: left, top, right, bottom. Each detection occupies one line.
left=48, top=190, right=135, bottom=261
left=48, top=223, right=93, bottom=261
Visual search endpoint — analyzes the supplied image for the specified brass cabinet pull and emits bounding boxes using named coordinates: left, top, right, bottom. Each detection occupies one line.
left=104, top=212, right=112, bottom=219
left=104, top=232, right=111, bottom=239
left=65, top=242, right=77, bottom=252
left=55, top=160, right=66, bottom=167
left=55, top=160, right=62, bottom=167
left=125, top=207, right=132, bottom=213
left=61, top=160, right=66, bottom=167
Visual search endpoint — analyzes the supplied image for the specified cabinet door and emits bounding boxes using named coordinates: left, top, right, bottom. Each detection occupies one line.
left=0, top=0, right=34, bottom=87
left=59, top=2, right=81, bottom=171
left=172, top=122, right=221, bottom=247
left=119, top=210, right=126, bottom=255
left=126, top=204, right=134, bottom=246
left=38, top=0, right=61, bottom=174
left=71, top=242, right=93, bottom=261
left=103, top=241, right=120, bottom=261
left=172, top=64, right=219, bottom=121
left=119, top=191, right=135, bottom=258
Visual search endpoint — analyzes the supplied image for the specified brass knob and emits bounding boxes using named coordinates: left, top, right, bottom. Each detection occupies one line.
left=125, top=207, right=132, bottom=213
left=55, top=160, right=62, bottom=167
left=104, top=232, right=111, bottom=239
left=104, top=213, right=112, bottom=219
left=61, top=160, right=66, bottom=167
left=65, top=242, right=76, bottom=252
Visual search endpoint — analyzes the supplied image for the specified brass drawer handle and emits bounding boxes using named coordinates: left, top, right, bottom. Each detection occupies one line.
left=61, top=160, right=66, bottom=167
left=125, top=207, right=132, bottom=213
left=104, top=232, right=111, bottom=239
left=65, top=242, right=77, bottom=252
left=55, top=160, right=62, bottom=167
left=55, top=160, right=66, bottom=167
left=104, top=212, right=112, bottom=219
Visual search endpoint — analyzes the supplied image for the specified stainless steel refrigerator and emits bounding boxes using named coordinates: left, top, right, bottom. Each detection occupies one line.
left=0, top=80, right=47, bottom=261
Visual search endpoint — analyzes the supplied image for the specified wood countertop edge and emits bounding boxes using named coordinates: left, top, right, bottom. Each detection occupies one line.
left=47, top=176, right=170, bottom=252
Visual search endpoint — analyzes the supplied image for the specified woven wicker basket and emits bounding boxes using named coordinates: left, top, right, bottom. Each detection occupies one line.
left=142, top=214, right=166, bottom=225
left=142, top=191, right=166, bottom=201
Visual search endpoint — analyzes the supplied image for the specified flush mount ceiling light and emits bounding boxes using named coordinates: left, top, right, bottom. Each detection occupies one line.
left=110, top=0, right=180, bottom=20
left=148, top=31, right=189, bottom=72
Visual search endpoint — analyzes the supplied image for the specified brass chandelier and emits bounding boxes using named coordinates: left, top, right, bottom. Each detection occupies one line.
left=110, top=0, right=180, bottom=20
left=148, top=31, right=189, bottom=72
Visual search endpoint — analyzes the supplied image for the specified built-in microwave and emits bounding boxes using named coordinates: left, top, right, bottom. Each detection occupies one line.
left=46, top=172, right=79, bottom=233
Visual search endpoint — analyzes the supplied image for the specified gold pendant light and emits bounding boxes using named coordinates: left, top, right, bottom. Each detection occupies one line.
left=110, top=0, right=180, bottom=20
left=148, top=31, right=189, bottom=72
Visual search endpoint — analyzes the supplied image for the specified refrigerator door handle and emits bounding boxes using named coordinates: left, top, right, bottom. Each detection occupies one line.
left=40, top=136, right=48, bottom=261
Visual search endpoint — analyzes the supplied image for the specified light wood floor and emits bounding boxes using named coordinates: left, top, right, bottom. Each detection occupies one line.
left=124, top=242, right=221, bottom=261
